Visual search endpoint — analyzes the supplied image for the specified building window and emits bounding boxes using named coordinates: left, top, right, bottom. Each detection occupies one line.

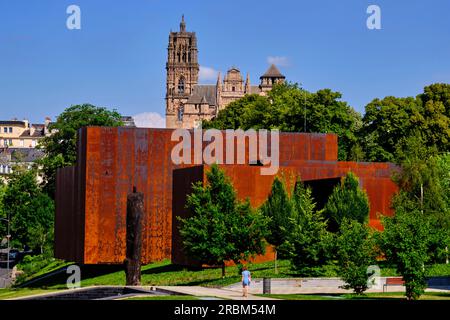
left=232, top=86, right=235, bottom=92
left=9, top=127, right=12, bottom=133
left=177, top=105, right=184, bottom=121
left=3, top=127, right=7, bottom=133
left=178, top=78, right=185, bottom=94
left=9, top=139, right=12, bottom=145
left=20, top=139, right=24, bottom=147
left=0, top=165, right=3, bottom=174
left=31, top=140, right=36, bottom=147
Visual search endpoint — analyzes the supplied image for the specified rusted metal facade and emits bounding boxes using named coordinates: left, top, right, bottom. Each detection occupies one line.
left=171, top=163, right=398, bottom=265
left=55, top=127, right=398, bottom=264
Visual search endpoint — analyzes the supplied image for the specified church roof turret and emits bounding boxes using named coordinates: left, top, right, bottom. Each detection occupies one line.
left=245, top=73, right=250, bottom=93
left=260, top=64, right=285, bottom=79
left=217, top=72, right=222, bottom=88
left=180, top=15, right=186, bottom=32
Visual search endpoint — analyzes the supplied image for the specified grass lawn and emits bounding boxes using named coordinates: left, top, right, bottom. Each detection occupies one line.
left=80, top=259, right=298, bottom=288
left=14, top=257, right=71, bottom=286
left=257, top=292, right=450, bottom=300
left=380, top=263, right=450, bottom=277
left=0, top=288, right=60, bottom=300
left=13, top=259, right=302, bottom=289
left=5, top=258, right=450, bottom=296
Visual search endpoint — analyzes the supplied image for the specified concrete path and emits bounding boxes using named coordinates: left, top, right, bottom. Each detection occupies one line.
left=223, top=278, right=450, bottom=295
left=156, top=286, right=278, bottom=300
left=224, top=278, right=368, bottom=295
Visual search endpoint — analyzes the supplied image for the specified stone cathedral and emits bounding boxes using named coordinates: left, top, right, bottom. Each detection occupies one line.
left=165, top=16, right=286, bottom=129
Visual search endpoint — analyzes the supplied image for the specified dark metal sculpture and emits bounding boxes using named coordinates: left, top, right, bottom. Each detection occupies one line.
left=124, top=187, right=143, bottom=286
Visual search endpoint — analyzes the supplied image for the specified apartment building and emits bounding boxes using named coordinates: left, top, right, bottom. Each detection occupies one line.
left=0, top=118, right=52, bottom=149
left=0, top=118, right=52, bottom=178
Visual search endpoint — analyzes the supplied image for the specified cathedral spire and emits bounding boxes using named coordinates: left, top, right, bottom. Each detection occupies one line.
left=245, top=73, right=250, bottom=93
left=180, top=15, right=186, bottom=32
left=166, top=14, right=199, bottom=128
left=217, top=72, right=222, bottom=89
left=216, top=72, right=222, bottom=109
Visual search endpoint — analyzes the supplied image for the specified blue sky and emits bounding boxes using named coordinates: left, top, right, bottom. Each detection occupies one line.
left=1, top=0, right=449, bottom=126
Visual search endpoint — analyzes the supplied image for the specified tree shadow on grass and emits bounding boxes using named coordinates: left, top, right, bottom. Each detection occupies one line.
left=140, top=263, right=201, bottom=275
left=16, top=264, right=124, bottom=289
left=180, top=276, right=240, bottom=287
left=16, top=262, right=303, bottom=289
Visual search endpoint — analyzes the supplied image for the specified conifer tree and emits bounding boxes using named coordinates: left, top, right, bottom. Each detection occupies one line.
left=178, top=164, right=268, bottom=277
left=260, top=177, right=293, bottom=273
left=324, top=172, right=369, bottom=230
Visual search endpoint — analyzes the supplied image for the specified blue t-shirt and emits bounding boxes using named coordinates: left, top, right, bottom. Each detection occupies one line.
left=242, top=270, right=251, bottom=284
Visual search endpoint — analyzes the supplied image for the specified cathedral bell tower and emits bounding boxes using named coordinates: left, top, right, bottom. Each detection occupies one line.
left=166, top=15, right=199, bottom=128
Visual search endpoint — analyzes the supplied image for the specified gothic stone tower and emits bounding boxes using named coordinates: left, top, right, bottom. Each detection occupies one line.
left=166, top=16, right=199, bottom=128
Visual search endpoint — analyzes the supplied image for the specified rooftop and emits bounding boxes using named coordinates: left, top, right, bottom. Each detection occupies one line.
left=260, top=64, right=285, bottom=79
left=0, top=147, right=44, bottom=162
left=0, top=120, right=26, bottom=126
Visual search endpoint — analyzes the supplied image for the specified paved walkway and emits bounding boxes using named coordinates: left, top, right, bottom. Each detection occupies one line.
left=225, top=278, right=354, bottom=295
left=156, top=286, right=277, bottom=300
left=159, top=277, right=450, bottom=299
left=5, top=277, right=449, bottom=300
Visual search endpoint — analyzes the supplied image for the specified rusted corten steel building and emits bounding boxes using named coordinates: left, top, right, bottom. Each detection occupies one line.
left=55, top=127, right=399, bottom=265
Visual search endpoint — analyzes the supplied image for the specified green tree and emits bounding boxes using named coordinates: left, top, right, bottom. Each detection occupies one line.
left=203, top=94, right=273, bottom=130
left=360, top=84, right=450, bottom=163
left=324, top=172, right=369, bottom=230
left=28, top=194, right=55, bottom=254
left=394, top=134, right=450, bottom=263
left=231, top=200, right=268, bottom=267
left=435, top=153, right=450, bottom=238
left=420, top=83, right=450, bottom=116
left=260, top=177, right=293, bottom=273
left=336, top=218, right=376, bottom=294
left=283, top=181, right=332, bottom=276
left=0, top=181, right=6, bottom=241
left=204, top=83, right=362, bottom=160
left=380, top=198, right=431, bottom=300
left=360, top=96, right=420, bottom=162
left=416, top=84, right=450, bottom=151
left=2, top=167, right=54, bottom=251
left=293, top=88, right=361, bottom=161
left=394, top=131, right=438, bottom=210
left=38, top=104, right=123, bottom=197
left=178, top=164, right=268, bottom=277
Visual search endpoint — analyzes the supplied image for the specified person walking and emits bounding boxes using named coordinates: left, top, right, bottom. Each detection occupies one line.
left=241, top=266, right=251, bottom=298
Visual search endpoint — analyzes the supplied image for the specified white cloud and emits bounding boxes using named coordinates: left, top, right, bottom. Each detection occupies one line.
left=199, top=66, right=219, bottom=82
left=133, top=112, right=165, bottom=128
left=267, top=56, right=290, bottom=67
